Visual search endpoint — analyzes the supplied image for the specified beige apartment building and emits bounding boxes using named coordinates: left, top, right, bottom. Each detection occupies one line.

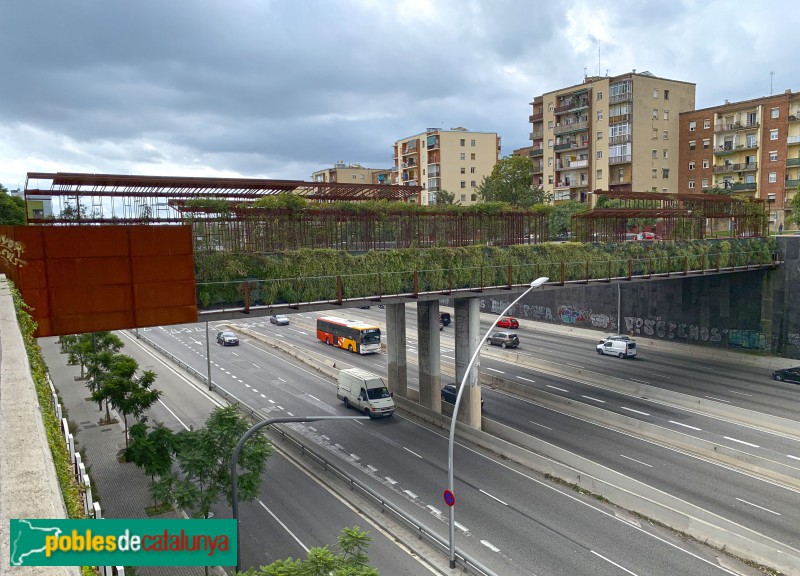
left=678, top=90, right=800, bottom=230
left=311, top=162, right=392, bottom=186
left=529, top=71, right=695, bottom=205
left=392, top=128, right=500, bottom=205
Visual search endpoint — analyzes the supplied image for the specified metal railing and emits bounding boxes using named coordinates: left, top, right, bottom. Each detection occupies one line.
left=132, top=331, right=497, bottom=576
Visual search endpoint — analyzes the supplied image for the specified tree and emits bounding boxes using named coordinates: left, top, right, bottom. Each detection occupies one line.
left=237, top=526, right=378, bottom=576
left=788, top=184, right=800, bottom=229
left=476, top=155, right=547, bottom=207
left=548, top=200, right=589, bottom=238
left=125, top=421, right=176, bottom=506
left=91, top=354, right=160, bottom=448
left=434, top=188, right=457, bottom=205
left=65, top=333, right=95, bottom=379
left=0, top=184, right=26, bottom=225
left=154, top=405, right=271, bottom=520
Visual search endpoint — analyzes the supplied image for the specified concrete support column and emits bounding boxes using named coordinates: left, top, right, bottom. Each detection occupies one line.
left=454, top=297, right=482, bottom=429
left=417, top=300, right=441, bottom=411
left=385, top=303, right=407, bottom=398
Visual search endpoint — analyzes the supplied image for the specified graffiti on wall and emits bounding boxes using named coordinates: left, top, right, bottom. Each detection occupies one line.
left=788, top=333, right=800, bottom=348
left=727, top=329, right=774, bottom=350
left=521, top=304, right=554, bottom=321
left=0, top=235, right=26, bottom=268
left=557, top=305, right=591, bottom=324
left=624, top=316, right=723, bottom=342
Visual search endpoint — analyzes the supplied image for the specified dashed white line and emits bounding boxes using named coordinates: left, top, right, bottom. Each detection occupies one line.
left=286, top=412, right=294, bottom=416
left=591, top=550, right=639, bottom=575
left=480, top=540, right=500, bottom=553
left=486, top=367, right=504, bottom=374
left=546, top=385, right=569, bottom=393
left=426, top=505, right=442, bottom=516
left=385, top=477, right=397, bottom=485
left=454, top=521, right=469, bottom=533
left=269, top=400, right=276, bottom=404
left=252, top=364, right=261, bottom=369
left=252, top=388, right=259, bottom=393
left=260, top=393, right=266, bottom=398
left=620, top=454, right=653, bottom=468
left=308, top=395, right=320, bottom=402
left=276, top=406, right=284, bottom=410
left=630, top=378, right=649, bottom=384
left=367, top=465, right=378, bottom=472
left=403, top=490, right=418, bottom=500
left=277, top=377, right=286, bottom=382
left=479, top=489, right=508, bottom=506
left=442, top=355, right=455, bottom=360
left=529, top=421, right=552, bottom=430
left=705, top=395, right=731, bottom=403
left=517, top=376, right=536, bottom=383
left=723, top=436, right=760, bottom=448
left=787, top=454, right=800, bottom=461
left=728, top=390, right=753, bottom=397
left=581, top=395, right=606, bottom=403
left=736, top=498, right=781, bottom=515
left=621, top=407, right=651, bottom=416
left=403, top=447, right=422, bottom=459
left=349, top=453, right=361, bottom=461
left=668, top=420, right=702, bottom=431
left=244, top=383, right=251, bottom=388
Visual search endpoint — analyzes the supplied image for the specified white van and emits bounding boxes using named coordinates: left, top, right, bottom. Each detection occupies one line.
left=596, top=335, right=637, bottom=358
left=337, top=368, right=395, bottom=418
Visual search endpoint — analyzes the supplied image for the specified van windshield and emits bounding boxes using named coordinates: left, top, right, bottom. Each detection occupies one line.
left=367, top=387, right=391, bottom=400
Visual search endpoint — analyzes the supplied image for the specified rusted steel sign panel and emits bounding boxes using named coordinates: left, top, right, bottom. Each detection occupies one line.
left=0, top=225, right=197, bottom=337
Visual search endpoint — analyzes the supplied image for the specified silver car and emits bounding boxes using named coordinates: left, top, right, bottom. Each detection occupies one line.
left=270, top=314, right=290, bottom=325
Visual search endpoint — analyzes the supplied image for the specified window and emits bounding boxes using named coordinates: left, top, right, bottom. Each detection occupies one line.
left=460, top=138, right=465, bottom=146
left=460, top=194, right=466, bottom=202
left=652, top=127, right=658, bottom=140
left=470, top=166, right=476, bottom=173
left=653, top=108, right=658, bottom=120
left=460, top=167, right=466, bottom=174
left=703, top=119, right=711, bottom=129
left=769, top=151, right=778, bottom=161
left=652, top=169, right=658, bottom=178
left=703, top=139, right=710, bottom=149
left=597, top=110, right=603, bottom=120
left=460, top=180, right=466, bottom=188
left=470, top=153, right=476, bottom=160
left=597, top=91, right=603, bottom=101
left=689, top=121, right=697, bottom=132
left=689, top=161, right=695, bottom=170
left=596, top=169, right=603, bottom=180
left=652, top=149, right=658, bottom=159
left=596, top=151, right=603, bottom=159
left=662, top=188, right=669, bottom=193
left=460, top=153, right=466, bottom=160
left=653, top=88, right=659, bottom=98
left=662, top=168, right=670, bottom=178
left=548, top=175, right=554, bottom=184
left=688, top=180, right=695, bottom=189
left=663, top=130, right=669, bottom=140
left=470, top=139, right=476, bottom=147
left=689, top=141, right=696, bottom=151
left=769, top=172, right=777, bottom=183
left=471, top=194, right=477, bottom=202
left=771, top=107, right=779, bottom=119
left=746, top=133, right=757, bottom=147
left=702, top=159, right=709, bottom=169
left=597, top=131, right=603, bottom=140
left=548, top=102, right=554, bottom=112
left=471, top=180, right=476, bottom=187
left=770, top=129, right=779, bottom=140
left=548, top=139, right=554, bottom=148
left=663, top=110, right=669, bottom=120
left=352, top=174, right=357, bottom=180
left=663, top=149, right=668, bottom=159
left=664, top=89, right=670, bottom=100
left=548, top=157, right=553, bottom=166
left=548, top=120, right=554, bottom=129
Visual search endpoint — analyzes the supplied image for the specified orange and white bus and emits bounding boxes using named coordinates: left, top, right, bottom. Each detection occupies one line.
left=316, top=316, right=381, bottom=354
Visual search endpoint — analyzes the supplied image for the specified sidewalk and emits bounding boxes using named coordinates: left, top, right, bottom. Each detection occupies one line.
left=38, top=336, right=212, bottom=576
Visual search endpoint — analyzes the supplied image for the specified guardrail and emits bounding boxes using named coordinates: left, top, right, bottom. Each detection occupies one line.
left=131, top=330, right=497, bottom=576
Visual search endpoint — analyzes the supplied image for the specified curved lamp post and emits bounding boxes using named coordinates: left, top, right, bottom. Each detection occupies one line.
left=447, top=276, right=549, bottom=568
left=232, top=414, right=368, bottom=573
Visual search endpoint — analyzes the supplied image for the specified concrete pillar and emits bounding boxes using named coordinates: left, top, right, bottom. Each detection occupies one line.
left=454, top=297, right=482, bottom=429
left=386, top=303, right=408, bottom=397
left=417, top=301, right=442, bottom=411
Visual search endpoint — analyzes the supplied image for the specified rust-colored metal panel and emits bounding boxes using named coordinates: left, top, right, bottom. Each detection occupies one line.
left=0, top=225, right=197, bottom=337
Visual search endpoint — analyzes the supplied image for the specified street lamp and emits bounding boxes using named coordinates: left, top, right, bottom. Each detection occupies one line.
left=447, top=277, right=549, bottom=569
left=231, top=414, right=368, bottom=573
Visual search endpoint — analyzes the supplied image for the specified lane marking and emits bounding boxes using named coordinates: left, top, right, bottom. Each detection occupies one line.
left=705, top=396, right=731, bottom=403
left=479, top=489, right=508, bottom=506
left=257, top=500, right=309, bottom=553
left=517, top=376, right=536, bottom=383
left=158, top=399, right=190, bottom=431
left=668, top=420, right=702, bottom=431
left=546, top=385, right=569, bottom=393
left=591, top=551, right=639, bottom=575
left=252, top=364, right=261, bottom=369
left=788, top=455, right=800, bottom=461
left=404, top=490, right=418, bottom=500
left=403, top=447, right=423, bottom=459
left=630, top=378, right=649, bottom=384
left=529, top=421, right=553, bottom=430
left=385, top=477, right=397, bottom=485
left=260, top=393, right=266, bottom=398
left=426, top=505, right=443, bottom=516
left=454, top=521, right=469, bottom=533
left=349, top=453, right=361, bottom=461
left=442, top=355, right=455, bottom=360
left=735, top=498, right=781, bottom=515
left=620, top=454, right=653, bottom=468
left=581, top=395, right=606, bottom=403
left=486, top=367, right=504, bottom=374
left=728, top=390, right=753, bottom=397
left=481, top=540, right=500, bottom=553
left=308, top=395, right=320, bottom=402
left=723, top=436, right=760, bottom=448
left=367, top=464, right=378, bottom=472
left=621, top=406, right=651, bottom=416
left=269, top=400, right=276, bottom=404
left=277, top=377, right=286, bottom=383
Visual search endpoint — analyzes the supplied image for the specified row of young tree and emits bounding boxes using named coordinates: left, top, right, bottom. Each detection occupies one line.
left=59, top=331, right=379, bottom=575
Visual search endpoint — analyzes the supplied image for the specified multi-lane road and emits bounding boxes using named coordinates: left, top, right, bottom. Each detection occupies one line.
left=124, top=304, right=800, bottom=575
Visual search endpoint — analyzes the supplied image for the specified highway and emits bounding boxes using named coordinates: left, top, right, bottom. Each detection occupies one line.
left=136, top=320, right=774, bottom=575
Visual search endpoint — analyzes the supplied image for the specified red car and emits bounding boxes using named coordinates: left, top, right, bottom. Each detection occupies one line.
left=496, top=317, right=519, bottom=329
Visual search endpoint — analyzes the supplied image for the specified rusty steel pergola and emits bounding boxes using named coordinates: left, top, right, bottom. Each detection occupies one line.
left=24, top=172, right=422, bottom=224
left=572, top=190, right=767, bottom=242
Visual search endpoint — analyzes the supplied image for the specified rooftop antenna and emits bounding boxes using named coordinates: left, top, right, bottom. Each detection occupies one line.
left=598, top=39, right=601, bottom=76
left=770, top=71, right=774, bottom=95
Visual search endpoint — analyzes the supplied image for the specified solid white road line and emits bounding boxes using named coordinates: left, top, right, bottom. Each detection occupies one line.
left=787, top=454, right=800, bottom=461
left=620, top=454, right=653, bottom=468
left=724, top=436, right=760, bottom=448
left=529, top=421, right=553, bottom=430
left=621, top=406, right=651, bottom=416
left=158, top=399, right=190, bottom=431
left=479, top=489, right=508, bottom=506
left=403, top=447, right=423, bottom=459
left=735, top=498, right=781, bottom=515
left=591, top=550, right=639, bottom=575
left=668, top=420, right=702, bottom=431
left=258, top=500, right=309, bottom=553
left=308, top=394, right=320, bottom=402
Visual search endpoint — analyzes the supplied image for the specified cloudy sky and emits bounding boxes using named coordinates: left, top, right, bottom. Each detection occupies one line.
left=1, top=0, right=797, bottom=190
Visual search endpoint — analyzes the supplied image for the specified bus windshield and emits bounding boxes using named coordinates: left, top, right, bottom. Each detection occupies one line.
left=361, top=329, right=381, bottom=344
left=366, top=386, right=391, bottom=400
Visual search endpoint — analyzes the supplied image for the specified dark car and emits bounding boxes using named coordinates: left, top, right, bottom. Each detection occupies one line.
left=439, top=312, right=451, bottom=326
left=496, top=316, right=519, bottom=329
left=216, top=330, right=239, bottom=346
left=772, top=367, right=800, bottom=383
left=555, top=231, right=573, bottom=242
left=269, top=314, right=289, bottom=325
left=487, top=331, right=519, bottom=349
left=441, top=384, right=484, bottom=409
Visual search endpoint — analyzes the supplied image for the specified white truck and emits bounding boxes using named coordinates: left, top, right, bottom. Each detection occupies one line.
left=337, top=368, right=395, bottom=418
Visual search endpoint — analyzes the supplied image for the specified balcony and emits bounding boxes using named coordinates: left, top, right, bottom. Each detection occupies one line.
left=531, top=166, right=543, bottom=174
left=714, top=142, right=759, bottom=156
left=608, top=113, right=632, bottom=124
left=554, top=120, right=589, bottom=135
left=530, top=112, right=544, bottom=122
left=712, top=162, right=758, bottom=174
left=609, top=134, right=631, bottom=145
left=554, top=140, right=589, bottom=152
left=789, top=114, right=800, bottom=122
left=785, top=179, right=800, bottom=188
left=787, top=158, right=800, bottom=167
left=609, top=92, right=633, bottom=104
left=609, top=154, right=632, bottom=165
left=530, top=130, right=544, bottom=140
left=530, top=148, right=544, bottom=157
left=715, top=121, right=760, bottom=132
left=788, top=135, right=800, bottom=145
left=554, top=98, right=589, bottom=114
left=565, top=159, right=589, bottom=169
left=730, top=182, right=757, bottom=193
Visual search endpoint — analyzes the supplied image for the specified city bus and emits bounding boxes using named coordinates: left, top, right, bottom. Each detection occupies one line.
left=316, top=316, right=382, bottom=354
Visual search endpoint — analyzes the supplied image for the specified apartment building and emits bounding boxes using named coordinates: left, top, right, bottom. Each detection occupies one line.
left=392, top=128, right=500, bottom=205
left=678, top=90, right=800, bottom=229
left=311, top=162, right=391, bottom=186
left=529, top=71, right=695, bottom=205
